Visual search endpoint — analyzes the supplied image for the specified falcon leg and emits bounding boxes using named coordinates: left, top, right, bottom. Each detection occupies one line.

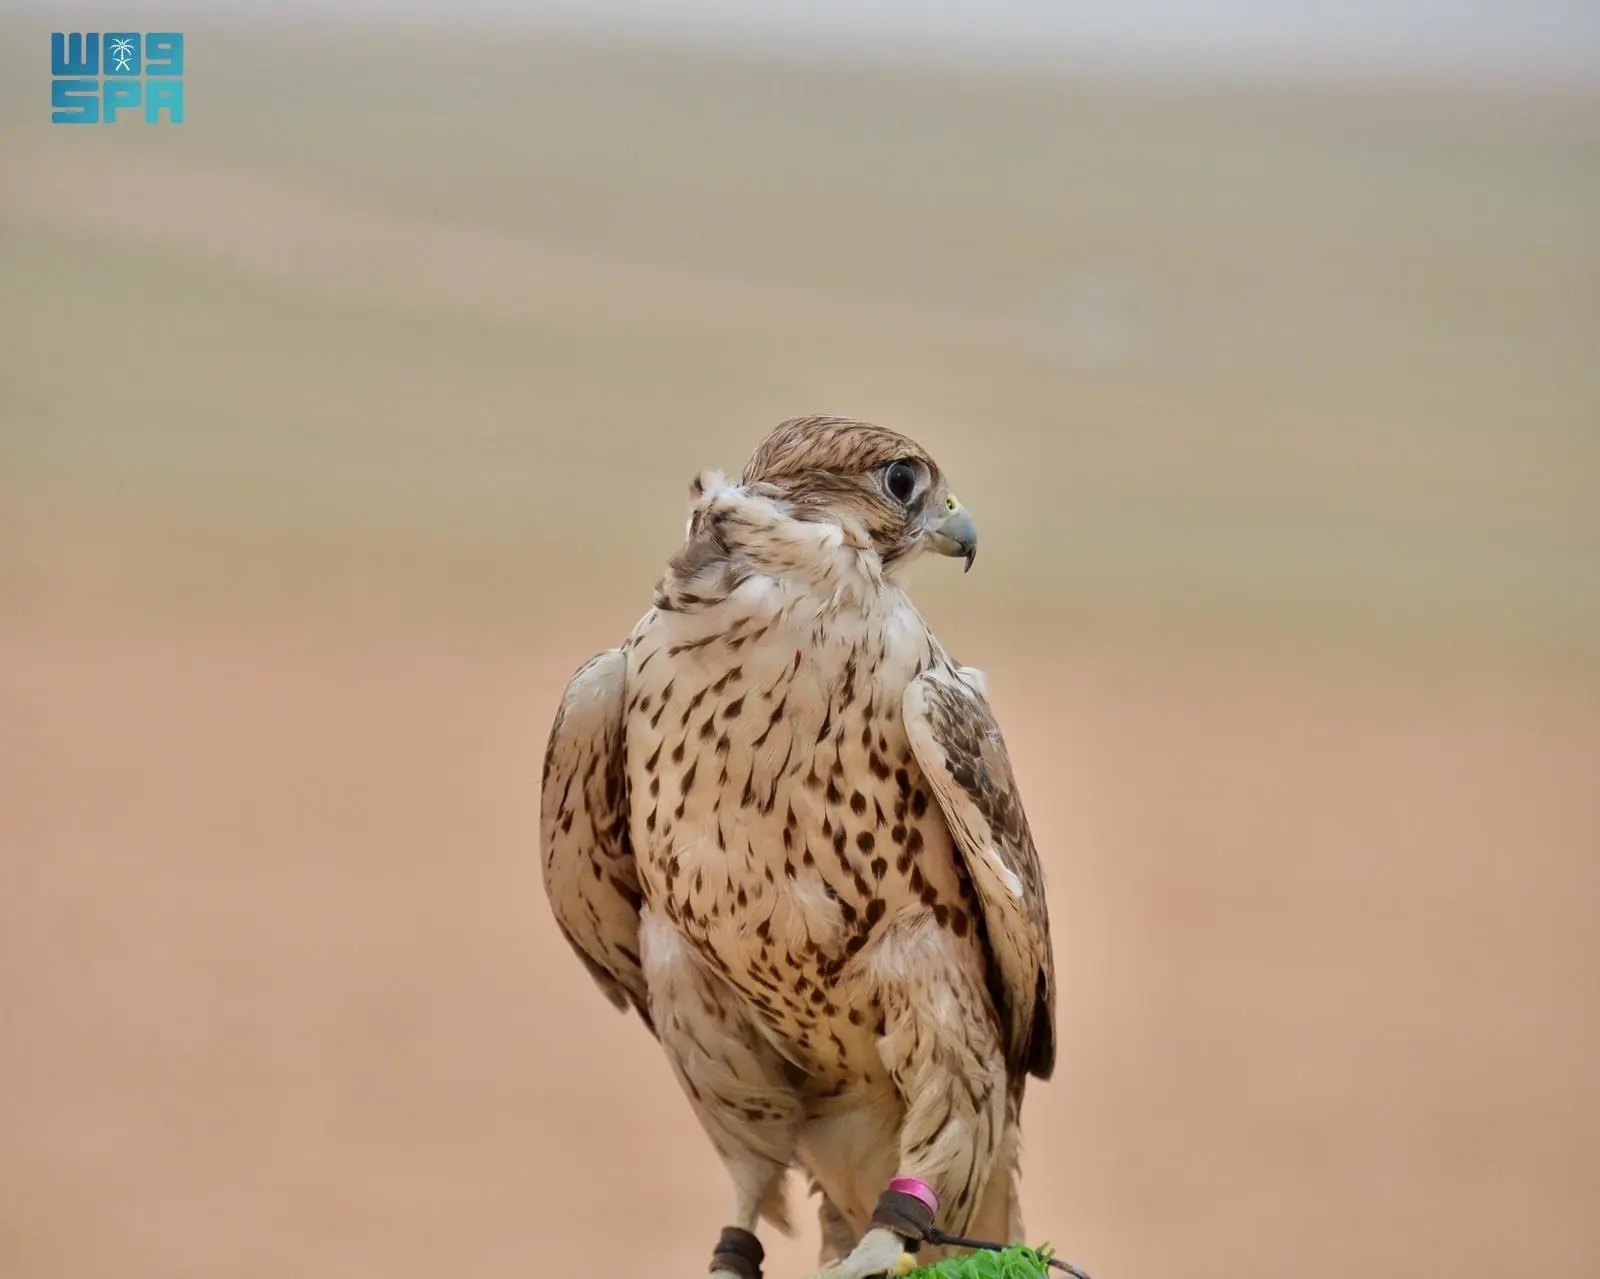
left=804, top=916, right=1009, bottom=1279
left=638, top=913, right=803, bottom=1279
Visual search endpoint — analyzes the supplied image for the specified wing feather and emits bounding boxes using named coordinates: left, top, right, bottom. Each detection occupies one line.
left=902, top=665, right=1057, bottom=1079
left=540, top=650, right=652, bottom=1032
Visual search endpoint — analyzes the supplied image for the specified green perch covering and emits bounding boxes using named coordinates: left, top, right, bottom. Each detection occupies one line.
left=907, top=1244, right=1056, bottom=1277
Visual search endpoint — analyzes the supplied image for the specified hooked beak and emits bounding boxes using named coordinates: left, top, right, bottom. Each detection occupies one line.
left=926, top=495, right=978, bottom=572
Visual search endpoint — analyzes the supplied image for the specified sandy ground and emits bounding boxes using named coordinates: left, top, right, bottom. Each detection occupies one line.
left=4, top=512, right=1597, bottom=1279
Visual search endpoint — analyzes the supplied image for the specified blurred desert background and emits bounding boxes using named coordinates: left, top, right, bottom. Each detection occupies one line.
left=3, top=7, right=1599, bottom=1278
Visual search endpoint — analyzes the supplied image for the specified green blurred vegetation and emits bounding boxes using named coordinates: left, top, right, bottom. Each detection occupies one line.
left=4, top=22, right=1597, bottom=652
left=909, top=1243, right=1056, bottom=1276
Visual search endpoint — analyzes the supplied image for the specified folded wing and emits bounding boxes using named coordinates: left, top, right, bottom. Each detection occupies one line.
left=902, top=665, right=1057, bottom=1080
left=540, top=650, right=652, bottom=1032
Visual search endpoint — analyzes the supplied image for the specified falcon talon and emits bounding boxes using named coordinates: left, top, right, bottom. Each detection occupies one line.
left=541, top=416, right=1060, bottom=1275
left=800, top=1226, right=914, bottom=1279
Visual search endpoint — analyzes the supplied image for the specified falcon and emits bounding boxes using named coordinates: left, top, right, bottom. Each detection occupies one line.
left=541, top=416, right=1057, bottom=1279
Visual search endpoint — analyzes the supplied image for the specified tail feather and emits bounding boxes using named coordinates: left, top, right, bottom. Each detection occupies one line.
left=1006, top=1087, right=1027, bottom=1242
left=968, top=1087, right=1027, bottom=1244
left=813, top=1182, right=858, bottom=1266
left=759, top=1170, right=794, bottom=1237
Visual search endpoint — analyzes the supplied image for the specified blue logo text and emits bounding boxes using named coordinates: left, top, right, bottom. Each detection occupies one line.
left=52, top=32, right=185, bottom=124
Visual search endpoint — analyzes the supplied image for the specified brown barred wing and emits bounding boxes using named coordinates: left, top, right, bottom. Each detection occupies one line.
left=901, top=665, right=1056, bottom=1080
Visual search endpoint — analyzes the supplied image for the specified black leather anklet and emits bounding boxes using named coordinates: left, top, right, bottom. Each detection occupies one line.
left=870, top=1188, right=936, bottom=1252
left=709, top=1226, right=764, bottom=1279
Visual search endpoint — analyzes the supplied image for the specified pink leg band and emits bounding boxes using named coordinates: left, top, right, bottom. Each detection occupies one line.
left=888, top=1177, right=940, bottom=1216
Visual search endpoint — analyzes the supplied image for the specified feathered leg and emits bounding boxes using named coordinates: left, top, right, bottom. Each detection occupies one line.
left=805, top=915, right=1009, bottom=1279
left=640, top=912, right=802, bottom=1279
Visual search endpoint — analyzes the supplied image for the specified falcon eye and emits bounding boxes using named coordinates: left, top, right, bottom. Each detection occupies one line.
left=883, top=459, right=919, bottom=505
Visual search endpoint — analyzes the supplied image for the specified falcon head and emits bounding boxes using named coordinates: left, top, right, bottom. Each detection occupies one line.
left=737, top=415, right=978, bottom=576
